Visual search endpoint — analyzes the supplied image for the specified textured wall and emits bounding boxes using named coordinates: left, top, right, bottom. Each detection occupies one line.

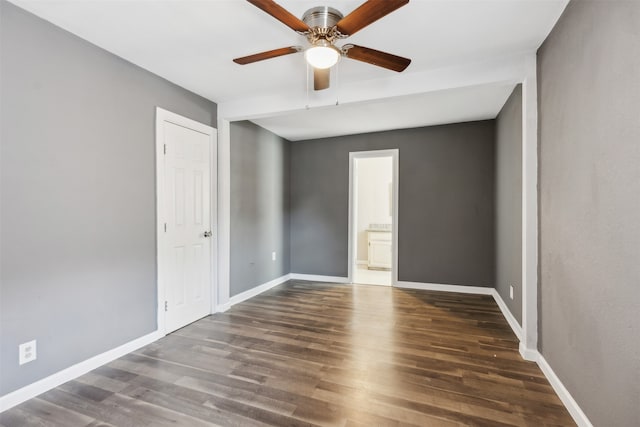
left=230, top=121, right=291, bottom=296
left=495, top=85, right=523, bottom=324
left=538, top=1, right=640, bottom=425
left=291, top=121, right=495, bottom=286
left=0, top=2, right=217, bottom=395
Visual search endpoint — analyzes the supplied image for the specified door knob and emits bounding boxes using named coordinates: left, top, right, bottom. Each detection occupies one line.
left=203, top=231, right=212, bottom=238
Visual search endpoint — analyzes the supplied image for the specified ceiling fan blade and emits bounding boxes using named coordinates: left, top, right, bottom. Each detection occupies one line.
left=233, top=46, right=301, bottom=65
left=314, top=68, right=330, bottom=91
left=247, top=0, right=310, bottom=33
left=343, top=44, right=411, bottom=72
left=335, top=0, right=409, bottom=36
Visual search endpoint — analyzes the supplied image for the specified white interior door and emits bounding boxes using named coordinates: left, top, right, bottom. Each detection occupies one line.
left=157, top=109, right=216, bottom=334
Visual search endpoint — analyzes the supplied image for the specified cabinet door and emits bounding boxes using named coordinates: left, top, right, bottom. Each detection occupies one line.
left=368, top=237, right=392, bottom=269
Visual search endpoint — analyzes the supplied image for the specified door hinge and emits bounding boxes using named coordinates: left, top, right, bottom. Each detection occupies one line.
left=163, top=144, right=167, bottom=155
left=164, top=301, right=168, bottom=312
left=164, top=223, right=167, bottom=232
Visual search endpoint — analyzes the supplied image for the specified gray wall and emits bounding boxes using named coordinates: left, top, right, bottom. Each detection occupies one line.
left=538, top=1, right=640, bottom=426
left=230, top=121, right=291, bottom=296
left=291, top=121, right=496, bottom=286
left=0, top=1, right=216, bottom=395
left=495, top=85, right=523, bottom=324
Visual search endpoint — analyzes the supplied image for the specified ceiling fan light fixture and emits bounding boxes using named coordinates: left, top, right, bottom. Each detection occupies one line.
left=305, top=44, right=340, bottom=69
left=235, top=0, right=412, bottom=90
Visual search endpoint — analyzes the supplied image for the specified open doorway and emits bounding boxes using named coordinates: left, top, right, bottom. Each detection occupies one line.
left=348, top=149, right=399, bottom=286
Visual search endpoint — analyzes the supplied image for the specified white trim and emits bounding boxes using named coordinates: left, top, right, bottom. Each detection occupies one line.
left=215, top=303, right=231, bottom=313
left=155, top=107, right=218, bottom=335
left=217, top=119, right=231, bottom=311
left=156, top=107, right=216, bottom=135
left=209, top=124, right=219, bottom=316
left=348, top=149, right=399, bottom=287
left=155, top=110, right=167, bottom=334
left=395, top=281, right=494, bottom=295
left=227, top=274, right=290, bottom=307
left=520, top=54, right=539, bottom=360
left=289, top=274, right=350, bottom=284
left=355, top=260, right=368, bottom=266
left=532, top=352, right=594, bottom=427
left=0, top=331, right=161, bottom=413
left=347, top=154, right=355, bottom=284
left=518, top=342, right=539, bottom=361
left=392, top=151, right=399, bottom=286
left=491, top=289, right=523, bottom=341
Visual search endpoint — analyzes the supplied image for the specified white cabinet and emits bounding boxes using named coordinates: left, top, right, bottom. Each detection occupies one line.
left=367, top=230, right=392, bottom=270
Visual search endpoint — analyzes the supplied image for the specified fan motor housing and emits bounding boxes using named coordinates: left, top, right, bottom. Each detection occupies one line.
left=302, top=6, right=343, bottom=28
left=302, top=6, right=345, bottom=45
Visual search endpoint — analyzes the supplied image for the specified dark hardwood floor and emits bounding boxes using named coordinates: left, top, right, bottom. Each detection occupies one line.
left=0, top=281, right=575, bottom=426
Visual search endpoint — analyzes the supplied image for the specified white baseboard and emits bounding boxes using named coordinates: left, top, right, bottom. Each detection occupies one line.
left=0, top=330, right=162, bottom=413
left=533, top=352, right=593, bottom=427
left=226, top=273, right=291, bottom=308
left=490, top=289, right=523, bottom=341
left=395, top=281, right=494, bottom=295
left=289, top=273, right=350, bottom=284
left=518, top=342, right=539, bottom=361
left=215, top=302, right=231, bottom=313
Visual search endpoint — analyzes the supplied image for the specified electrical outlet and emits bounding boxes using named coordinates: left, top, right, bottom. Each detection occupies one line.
left=509, top=285, right=514, bottom=300
left=272, top=251, right=276, bottom=261
left=19, top=340, right=37, bottom=365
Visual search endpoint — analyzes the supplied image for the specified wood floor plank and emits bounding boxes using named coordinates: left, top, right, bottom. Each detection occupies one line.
left=1, top=281, right=576, bottom=426
left=0, top=399, right=96, bottom=427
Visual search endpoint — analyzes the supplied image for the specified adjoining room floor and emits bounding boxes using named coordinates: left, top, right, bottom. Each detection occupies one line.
left=0, top=281, right=575, bottom=427
left=352, top=264, right=391, bottom=286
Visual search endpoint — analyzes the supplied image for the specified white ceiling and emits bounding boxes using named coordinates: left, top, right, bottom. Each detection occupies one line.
left=11, top=0, right=568, bottom=140
left=253, top=82, right=516, bottom=141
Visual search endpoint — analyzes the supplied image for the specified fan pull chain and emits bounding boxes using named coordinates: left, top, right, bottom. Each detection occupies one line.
left=305, top=62, right=310, bottom=110
left=335, top=61, right=340, bottom=106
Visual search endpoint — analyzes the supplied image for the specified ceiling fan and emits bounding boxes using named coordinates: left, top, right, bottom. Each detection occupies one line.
left=233, top=0, right=412, bottom=91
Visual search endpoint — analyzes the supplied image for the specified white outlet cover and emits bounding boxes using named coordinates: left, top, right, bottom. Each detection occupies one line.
left=272, top=251, right=276, bottom=261
left=509, top=286, right=514, bottom=300
left=19, top=340, right=37, bottom=365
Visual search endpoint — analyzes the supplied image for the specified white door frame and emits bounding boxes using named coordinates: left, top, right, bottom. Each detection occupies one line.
left=348, top=149, right=399, bottom=286
left=155, top=107, right=218, bottom=336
